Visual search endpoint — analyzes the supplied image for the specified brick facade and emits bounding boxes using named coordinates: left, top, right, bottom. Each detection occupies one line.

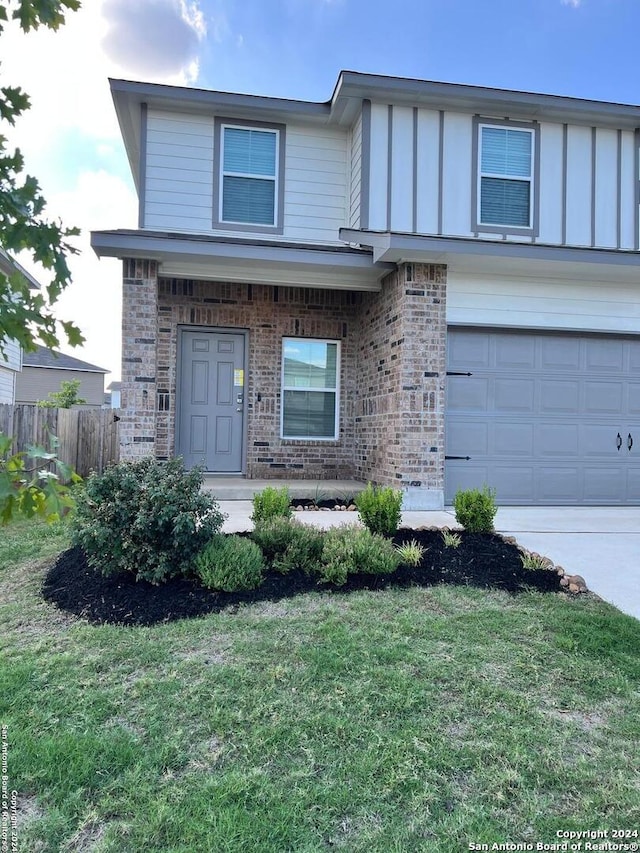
left=120, top=259, right=447, bottom=507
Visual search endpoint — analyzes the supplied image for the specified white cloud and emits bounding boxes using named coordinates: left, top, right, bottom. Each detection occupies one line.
left=101, top=0, right=206, bottom=78
left=561, top=0, right=581, bottom=7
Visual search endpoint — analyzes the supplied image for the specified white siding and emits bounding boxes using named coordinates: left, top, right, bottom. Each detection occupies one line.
left=537, top=122, right=564, bottom=245
left=594, top=129, right=618, bottom=248
left=620, top=131, right=636, bottom=250
left=1, top=337, right=21, bottom=373
left=143, top=109, right=348, bottom=244
left=368, top=104, right=389, bottom=230
left=144, top=110, right=214, bottom=233
left=0, top=365, right=15, bottom=404
left=389, top=106, right=414, bottom=232
left=441, top=113, right=473, bottom=237
left=349, top=112, right=362, bottom=228
left=283, top=126, right=347, bottom=243
left=448, top=271, right=640, bottom=334
left=564, top=126, right=593, bottom=247
left=415, top=109, right=440, bottom=235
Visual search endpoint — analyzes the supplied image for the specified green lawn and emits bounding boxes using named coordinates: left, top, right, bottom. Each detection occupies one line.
left=1, top=520, right=639, bottom=852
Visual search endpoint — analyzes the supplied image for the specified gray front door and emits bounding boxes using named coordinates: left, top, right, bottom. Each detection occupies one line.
left=446, top=328, right=640, bottom=505
left=178, top=330, right=245, bottom=472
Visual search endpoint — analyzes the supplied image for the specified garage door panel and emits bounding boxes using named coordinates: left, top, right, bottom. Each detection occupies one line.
left=447, top=420, right=488, bottom=455
left=626, top=468, right=640, bottom=501
left=539, top=380, right=580, bottom=414
left=448, top=331, right=490, bottom=369
left=584, top=381, right=624, bottom=414
left=537, top=467, right=581, bottom=502
left=494, top=378, right=535, bottom=412
left=583, top=467, right=626, bottom=502
left=627, top=385, right=640, bottom=416
left=540, top=337, right=581, bottom=371
left=537, top=423, right=580, bottom=457
left=493, top=422, right=534, bottom=456
left=494, top=335, right=536, bottom=369
left=580, top=424, right=621, bottom=457
left=446, top=328, right=639, bottom=505
left=585, top=337, right=625, bottom=372
left=447, top=377, right=489, bottom=411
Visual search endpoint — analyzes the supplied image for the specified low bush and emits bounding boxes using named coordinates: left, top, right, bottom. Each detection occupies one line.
left=319, top=525, right=401, bottom=586
left=250, top=516, right=300, bottom=562
left=453, top=486, right=497, bottom=533
left=355, top=483, right=403, bottom=537
left=251, top=486, right=292, bottom=524
left=195, top=535, right=264, bottom=592
left=72, top=457, right=224, bottom=584
left=273, top=524, right=324, bottom=575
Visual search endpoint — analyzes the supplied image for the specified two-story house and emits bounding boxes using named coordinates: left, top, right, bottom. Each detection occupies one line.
left=91, top=71, right=640, bottom=508
left=0, top=248, right=41, bottom=404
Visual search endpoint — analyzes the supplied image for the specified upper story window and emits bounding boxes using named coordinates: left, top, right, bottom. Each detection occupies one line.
left=474, top=119, right=538, bottom=235
left=214, top=118, right=285, bottom=234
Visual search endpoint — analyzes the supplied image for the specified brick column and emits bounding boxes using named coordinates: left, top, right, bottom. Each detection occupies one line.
left=355, top=262, right=447, bottom=509
left=120, top=258, right=158, bottom=460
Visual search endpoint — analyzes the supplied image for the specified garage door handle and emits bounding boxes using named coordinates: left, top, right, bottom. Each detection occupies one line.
left=628, top=433, right=633, bottom=452
left=617, top=433, right=622, bottom=451
left=445, top=455, right=471, bottom=461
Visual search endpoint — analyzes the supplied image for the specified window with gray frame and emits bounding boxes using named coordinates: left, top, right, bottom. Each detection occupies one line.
left=477, top=122, right=535, bottom=230
left=214, top=119, right=285, bottom=232
left=281, top=339, right=339, bottom=440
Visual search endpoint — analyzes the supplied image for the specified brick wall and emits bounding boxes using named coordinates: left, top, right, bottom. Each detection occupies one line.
left=156, top=279, right=361, bottom=479
left=355, top=263, right=447, bottom=508
left=120, top=259, right=158, bottom=458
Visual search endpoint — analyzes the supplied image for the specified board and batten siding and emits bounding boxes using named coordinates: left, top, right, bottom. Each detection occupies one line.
left=365, top=103, right=638, bottom=250
left=143, top=109, right=348, bottom=245
left=447, top=271, right=640, bottom=335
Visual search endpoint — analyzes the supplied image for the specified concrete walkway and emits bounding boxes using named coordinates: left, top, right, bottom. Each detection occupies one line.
left=219, top=502, right=640, bottom=621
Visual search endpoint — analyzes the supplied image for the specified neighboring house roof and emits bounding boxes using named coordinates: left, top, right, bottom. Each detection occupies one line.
left=23, top=345, right=108, bottom=374
left=107, top=380, right=121, bottom=392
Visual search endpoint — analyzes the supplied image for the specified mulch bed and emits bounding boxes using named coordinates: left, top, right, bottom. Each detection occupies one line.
left=41, top=529, right=563, bottom=628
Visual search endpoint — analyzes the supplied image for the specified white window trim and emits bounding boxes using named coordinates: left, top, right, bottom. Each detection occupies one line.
left=280, top=338, right=340, bottom=441
left=219, top=123, right=279, bottom=228
left=476, top=121, right=536, bottom=232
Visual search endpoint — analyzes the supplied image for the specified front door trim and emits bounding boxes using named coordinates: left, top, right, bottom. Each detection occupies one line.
left=176, top=325, right=249, bottom=474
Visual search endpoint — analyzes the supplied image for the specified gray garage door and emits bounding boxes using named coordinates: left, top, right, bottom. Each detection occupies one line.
left=445, top=328, right=640, bottom=505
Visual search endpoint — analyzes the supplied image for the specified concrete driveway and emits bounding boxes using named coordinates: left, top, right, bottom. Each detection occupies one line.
left=495, top=507, right=640, bottom=620
left=220, top=502, right=640, bottom=621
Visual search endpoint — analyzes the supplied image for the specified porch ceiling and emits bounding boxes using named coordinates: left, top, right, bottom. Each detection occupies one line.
left=91, top=229, right=393, bottom=292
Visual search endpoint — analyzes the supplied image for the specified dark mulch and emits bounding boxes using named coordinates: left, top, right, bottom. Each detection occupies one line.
left=41, top=528, right=563, bottom=628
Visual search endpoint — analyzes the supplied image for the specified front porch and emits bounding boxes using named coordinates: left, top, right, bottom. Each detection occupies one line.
left=201, top=476, right=367, bottom=502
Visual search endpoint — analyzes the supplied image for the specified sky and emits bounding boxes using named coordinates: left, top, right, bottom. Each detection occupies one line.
left=3, top=0, right=640, bottom=386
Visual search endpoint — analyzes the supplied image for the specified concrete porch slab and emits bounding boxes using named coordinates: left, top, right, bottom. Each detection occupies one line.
left=204, top=477, right=366, bottom=502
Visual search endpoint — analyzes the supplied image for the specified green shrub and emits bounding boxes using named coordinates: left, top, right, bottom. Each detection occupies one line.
left=395, top=539, right=426, bottom=567
left=319, top=525, right=401, bottom=586
left=355, top=483, right=403, bottom=537
left=251, top=486, right=292, bottom=524
left=453, top=486, right=497, bottom=533
left=71, top=457, right=225, bottom=584
left=195, top=535, right=264, bottom=592
left=273, top=524, right=324, bottom=575
left=250, top=516, right=300, bottom=562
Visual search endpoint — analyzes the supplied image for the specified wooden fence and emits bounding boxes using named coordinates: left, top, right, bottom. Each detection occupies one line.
left=0, top=404, right=120, bottom=477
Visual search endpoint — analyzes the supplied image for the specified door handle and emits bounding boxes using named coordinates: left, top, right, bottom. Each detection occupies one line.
left=628, top=433, right=633, bottom=452
left=616, top=432, right=622, bottom=451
